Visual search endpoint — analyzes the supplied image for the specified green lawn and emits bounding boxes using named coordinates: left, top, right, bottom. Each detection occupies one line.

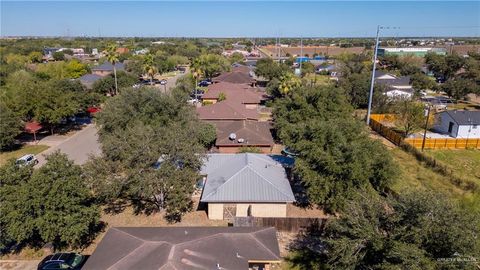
left=0, top=145, right=49, bottom=166
left=389, top=148, right=479, bottom=210
left=302, top=74, right=332, bottom=86
left=426, top=149, right=480, bottom=185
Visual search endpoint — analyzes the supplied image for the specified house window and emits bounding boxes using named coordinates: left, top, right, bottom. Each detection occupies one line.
left=473, top=125, right=478, bottom=129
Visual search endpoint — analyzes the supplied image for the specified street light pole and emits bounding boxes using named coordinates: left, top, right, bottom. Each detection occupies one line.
left=366, top=25, right=381, bottom=125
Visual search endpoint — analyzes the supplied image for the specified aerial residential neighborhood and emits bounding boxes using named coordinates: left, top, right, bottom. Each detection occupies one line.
left=0, top=1, right=479, bottom=270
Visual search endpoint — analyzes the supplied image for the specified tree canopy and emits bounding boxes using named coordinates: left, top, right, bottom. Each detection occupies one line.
left=273, top=85, right=396, bottom=212
left=0, top=152, right=100, bottom=250
left=287, top=191, right=480, bottom=270
left=85, top=88, right=212, bottom=221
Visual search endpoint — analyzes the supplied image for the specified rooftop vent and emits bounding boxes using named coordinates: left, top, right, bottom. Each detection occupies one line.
left=229, top=133, right=237, bottom=140
left=237, top=138, right=245, bottom=143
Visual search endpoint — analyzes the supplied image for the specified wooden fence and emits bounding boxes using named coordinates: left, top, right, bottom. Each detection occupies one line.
left=234, top=217, right=326, bottom=232
left=370, top=114, right=480, bottom=150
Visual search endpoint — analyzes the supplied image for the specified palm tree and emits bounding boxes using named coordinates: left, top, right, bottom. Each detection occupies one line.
left=105, top=44, right=119, bottom=95
left=143, top=54, right=157, bottom=86
left=191, top=65, right=203, bottom=100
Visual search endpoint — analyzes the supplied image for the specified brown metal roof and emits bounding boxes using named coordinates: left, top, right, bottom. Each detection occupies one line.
left=214, top=120, right=274, bottom=147
left=203, top=82, right=264, bottom=104
left=212, top=71, right=255, bottom=84
left=82, top=227, right=281, bottom=270
left=196, top=101, right=259, bottom=121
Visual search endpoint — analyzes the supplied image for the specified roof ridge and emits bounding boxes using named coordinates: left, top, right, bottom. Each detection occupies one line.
left=247, top=229, right=281, bottom=260
left=246, top=161, right=294, bottom=201
left=202, top=165, right=250, bottom=201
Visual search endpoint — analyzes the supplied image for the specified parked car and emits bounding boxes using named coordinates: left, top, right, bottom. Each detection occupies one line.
left=187, top=98, right=199, bottom=105
left=16, top=154, right=38, bottom=167
left=37, top=253, right=86, bottom=270
left=198, top=79, right=212, bottom=87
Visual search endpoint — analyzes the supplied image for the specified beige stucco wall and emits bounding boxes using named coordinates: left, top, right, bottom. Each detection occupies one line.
left=208, top=203, right=224, bottom=220
left=207, top=202, right=287, bottom=220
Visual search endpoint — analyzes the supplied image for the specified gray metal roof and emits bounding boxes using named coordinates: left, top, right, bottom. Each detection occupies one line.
left=79, top=73, right=102, bottom=83
left=92, top=61, right=125, bottom=71
left=82, top=227, right=281, bottom=270
left=443, top=110, right=480, bottom=125
left=200, top=154, right=296, bottom=203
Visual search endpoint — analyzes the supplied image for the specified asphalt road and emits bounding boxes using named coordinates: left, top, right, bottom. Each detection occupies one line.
left=36, top=125, right=101, bottom=167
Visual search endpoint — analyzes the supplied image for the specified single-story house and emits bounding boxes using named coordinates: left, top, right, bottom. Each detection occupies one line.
left=82, top=227, right=281, bottom=270
left=202, top=82, right=264, bottom=108
left=78, top=74, right=102, bottom=89
left=434, top=110, right=480, bottom=138
left=213, top=120, right=274, bottom=153
left=212, top=71, right=256, bottom=85
left=196, top=101, right=259, bottom=121
left=375, top=71, right=414, bottom=99
left=200, top=153, right=295, bottom=220
left=91, top=62, right=125, bottom=76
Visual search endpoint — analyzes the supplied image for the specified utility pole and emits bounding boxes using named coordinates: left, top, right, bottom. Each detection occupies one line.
left=299, top=37, right=303, bottom=74
left=366, top=25, right=381, bottom=125
left=421, top=105, right=431, bottom=151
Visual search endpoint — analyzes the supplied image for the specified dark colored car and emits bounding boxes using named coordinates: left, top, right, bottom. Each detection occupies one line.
left=198, top=79, right=212, bottom=87
left=37, top=253, right=86, bottom=270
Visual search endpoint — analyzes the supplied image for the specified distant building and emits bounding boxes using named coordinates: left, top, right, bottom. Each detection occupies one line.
left=116, top=47, right=129, bottom=54
left=78, top=74, right=102, bottom=89
left=375, top=71, right=414, bottom=99
left=377, top=47, right=447, bottom=57
left=434, top=110, right=480, bottom=138
left=91, top=62, right=125, bottom=76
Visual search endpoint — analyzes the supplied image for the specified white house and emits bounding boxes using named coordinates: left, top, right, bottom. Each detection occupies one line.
left=375, top=71, right=414, bottom=99
left=434, top=110, right=480, bottom=138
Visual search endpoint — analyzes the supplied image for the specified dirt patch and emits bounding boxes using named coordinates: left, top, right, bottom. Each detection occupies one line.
left=0, top=260, right=40, bottom=270
left=287, top=203, right=329, bottom=218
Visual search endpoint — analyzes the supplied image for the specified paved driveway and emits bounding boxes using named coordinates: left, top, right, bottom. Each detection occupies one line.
left=36, top=125, right=101, bottom=167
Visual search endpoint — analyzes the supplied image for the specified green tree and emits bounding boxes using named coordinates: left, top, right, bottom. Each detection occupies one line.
left=393, top=99, right=428, bottom=137
left=105, top=44, right=120, bottom=95
left=85, top=88, right=209, bottom=221
left=0, top=152, right=100, bottom=250
left=28, top=51, right=43, bottom=63
left=65, top=59, right=88, bottom=78
left=217, top=92, right=226, bottom=101
left=287, top=191, right=480, bottom=270
left=143, top=54, right=157, bottom=85
left=192, top=54, right=230, bottom=79
left=92, top=71, right=137, bottom=96
left=442, top=79, right=479, bottom=101
left=273, top=85, right=396, bottom=212
left=34, top=81, right=79, bottom=134
left=0, top=101, right=23, bottom=150
left=300, top=62, right=315, bottom=76
left=278, top=72, right=301, bottom=96
left=255, top=58, right=291, bottom=80
left=229, top=52, right=245, bottom=64
left=52, top=51, right=65, bottom=61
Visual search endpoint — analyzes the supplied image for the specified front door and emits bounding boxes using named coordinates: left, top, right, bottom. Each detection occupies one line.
left=448, top=122, right=454, bottom=134
left=223, top=204, right=237, bottom=220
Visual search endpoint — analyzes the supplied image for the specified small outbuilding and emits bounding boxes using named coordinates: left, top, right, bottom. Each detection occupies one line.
left=434, top=110, right=480, bottom=138
left=200, top=153, right=295, bottom=220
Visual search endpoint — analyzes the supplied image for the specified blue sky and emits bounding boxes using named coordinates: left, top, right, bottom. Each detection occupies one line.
left=1, top=1, right=479, bottom=37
